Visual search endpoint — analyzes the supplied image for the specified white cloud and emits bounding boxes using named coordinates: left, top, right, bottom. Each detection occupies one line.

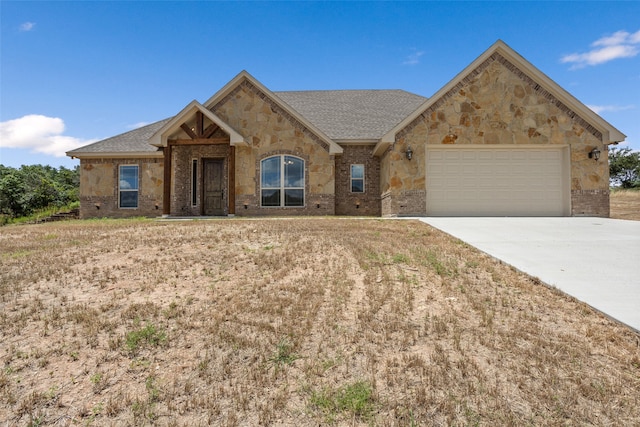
left=403, top=50, right=425, bottom=66
left=0, top=115, right=96, bottom=157
left=587, top=104, right=635, bottom=114
left=127, top=121, right=150, bottom=130
left=561, top=30, right=640, bottom=69
left=19, top=22, right=35, bottom=32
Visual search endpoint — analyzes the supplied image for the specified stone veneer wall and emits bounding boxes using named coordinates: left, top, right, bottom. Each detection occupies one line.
left=169, top=144, right=231, bottom=216
left=211, top=80, right=336, bottom=216
left=79, top=158, right=163, bottom=218
left=334, top=145, right=380, bottom=216
left=381, top=52, right=610, bottom=217
left=234, top=149, right=335, bottom=216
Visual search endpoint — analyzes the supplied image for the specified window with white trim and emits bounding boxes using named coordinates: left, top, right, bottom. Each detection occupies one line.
left=350, top=164, right=364, bottom=193
left=261, top=155, right=304, bottom=207
left=119, top=165, right=139, bottom=208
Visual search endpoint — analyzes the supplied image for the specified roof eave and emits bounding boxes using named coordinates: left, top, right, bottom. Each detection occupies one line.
left=334, top=139, right=379, bottom=145
left=66, top=151, right=163, bottom=159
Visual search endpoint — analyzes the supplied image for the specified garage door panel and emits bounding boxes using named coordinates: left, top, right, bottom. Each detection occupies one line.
left=444, top=151, right=462, bottom=160
left=426, top=146, right=567, bottom=216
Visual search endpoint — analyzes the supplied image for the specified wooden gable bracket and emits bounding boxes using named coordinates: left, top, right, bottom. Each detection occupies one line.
left=150, top=100, right=248, bottom=148
left=196, top=111, right=203, bottom=136
left=179, top=111, right=222, bottom=140
left=203, top=123, right=220, bottom=138
left=180, top=123, right=198, bottom=139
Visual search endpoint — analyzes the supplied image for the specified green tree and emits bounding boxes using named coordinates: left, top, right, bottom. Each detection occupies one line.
left=609, top=147, right=640, bottom=189
left=0, top=167, right=26, bottom=216
left=0, top=164, right=80, bottom=218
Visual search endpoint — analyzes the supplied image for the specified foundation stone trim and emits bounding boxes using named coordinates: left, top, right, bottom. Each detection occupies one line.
left=381, top=190, right=426, bottom=217
left=571, top=189, right=609, bottom=217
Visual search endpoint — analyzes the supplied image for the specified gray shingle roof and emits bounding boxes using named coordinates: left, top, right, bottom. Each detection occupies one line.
left=67, top=119, right=171, bottom=154
left=274, top=90, right=427, bottom=140
left=68, top=89, right=427, bottom=155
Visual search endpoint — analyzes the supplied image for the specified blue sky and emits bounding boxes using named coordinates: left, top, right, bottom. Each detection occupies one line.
left=1, top=1, right=639, bottom=169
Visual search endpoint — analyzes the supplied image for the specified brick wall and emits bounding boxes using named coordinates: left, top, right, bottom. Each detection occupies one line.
left=571, top=189, right=609, bottom=217
left=381, top=190, right=426, bottom=217
left=334, top=145, right=380, bottom=216
left=170, top=144, right=231, bottom=216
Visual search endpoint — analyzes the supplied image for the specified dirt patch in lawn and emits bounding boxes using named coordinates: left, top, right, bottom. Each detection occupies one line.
left=611, top=189, right=640, bottom=221
left=1, top=218, right=639, bottom=426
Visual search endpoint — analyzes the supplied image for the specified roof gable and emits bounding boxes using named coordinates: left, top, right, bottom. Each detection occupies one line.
left=148, top=100, right=246, bottom=147
left=375, top=40, right=626, bottom=155
left=204, top=71, right=344, bottom=154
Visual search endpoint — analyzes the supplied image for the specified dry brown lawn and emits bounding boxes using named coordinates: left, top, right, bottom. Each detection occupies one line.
left=611, top=189, right=640, bottom=221
left=1, top=218, right=639, bottom=426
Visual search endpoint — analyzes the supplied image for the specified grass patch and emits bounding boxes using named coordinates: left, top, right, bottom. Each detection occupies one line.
left=268, top=339, right=300, bottom=367
left=310, top=381, right=376, bottom=421
left=392, top=253, right=409, bottom=264
left=125, top=323, right=166, bottom=354
left=610, top=188, right=640, bottom=220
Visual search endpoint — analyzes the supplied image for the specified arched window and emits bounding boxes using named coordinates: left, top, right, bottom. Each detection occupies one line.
left=261, top=155, right=304, bottom=207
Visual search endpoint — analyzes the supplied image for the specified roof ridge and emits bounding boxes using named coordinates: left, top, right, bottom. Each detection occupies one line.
left=274, top=88, right=425, bottom=95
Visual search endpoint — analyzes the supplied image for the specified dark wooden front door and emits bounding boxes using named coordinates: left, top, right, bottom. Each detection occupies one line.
left=202, top=159, right=224, bottom=216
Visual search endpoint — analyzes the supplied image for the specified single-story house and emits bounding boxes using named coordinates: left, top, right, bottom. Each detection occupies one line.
left=67, top=40, right=625, bottom=219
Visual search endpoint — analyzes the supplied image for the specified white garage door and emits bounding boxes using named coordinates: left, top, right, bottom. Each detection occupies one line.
left=426, top=146, right=568, bottom=216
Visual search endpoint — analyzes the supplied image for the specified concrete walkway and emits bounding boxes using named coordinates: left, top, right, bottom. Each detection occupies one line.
left=418, top=217, right=640, bottom=332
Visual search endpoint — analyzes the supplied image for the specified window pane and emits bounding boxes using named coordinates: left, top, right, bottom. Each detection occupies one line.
left=192, top=160, right=198, bottom=206
left=284, top=156, right=304, bottom=187
left=120, top=191, right=138, bottom=208
left=120, top=166, right=138, bottom=190
left=261, top=157, right=280, bottom=188
left=261, top=189, right=280, bottom=206
left=351, top=164, right=364, bottom=179
left=351, top=179, right=364, bottom=193
left=284, top=189, right=304, bottom=206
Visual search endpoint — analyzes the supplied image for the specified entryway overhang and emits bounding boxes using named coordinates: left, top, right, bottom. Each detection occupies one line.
left=149, top=100, right=247, bottom=147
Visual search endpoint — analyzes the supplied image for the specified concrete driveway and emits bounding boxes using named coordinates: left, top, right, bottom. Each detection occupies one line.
left=418, top=217, right=640, bottom=332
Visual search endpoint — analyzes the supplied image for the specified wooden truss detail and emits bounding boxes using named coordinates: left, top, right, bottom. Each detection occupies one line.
left=203, top=123, right=220, bottom=138
left=180, top=123, right=198, bottom=140
left=179, top=111, right=222, bottom=140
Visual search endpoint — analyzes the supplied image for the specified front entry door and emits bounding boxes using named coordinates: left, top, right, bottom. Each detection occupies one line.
left=202, top=159, right=225, bottom=216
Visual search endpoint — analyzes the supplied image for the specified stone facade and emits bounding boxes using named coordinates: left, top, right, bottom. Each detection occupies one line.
left=335, top=145, right=380, bottom=216
left=381, top=52, right=610, bottom=217
left=79, top=158, right=163, bottom=219
left=71, top=44, right=622, bottom=219
left=211, top=80, right=336, bottom=216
